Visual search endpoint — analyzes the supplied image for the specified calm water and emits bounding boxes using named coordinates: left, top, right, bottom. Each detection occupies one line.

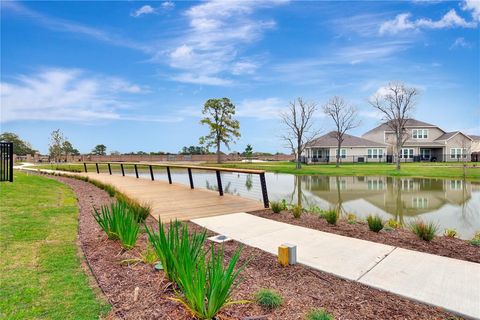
left=124, top=168, right=480, bottom=239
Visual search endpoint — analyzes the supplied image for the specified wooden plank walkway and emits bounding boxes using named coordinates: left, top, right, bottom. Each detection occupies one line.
left=33, top=170, right=264, bottom=221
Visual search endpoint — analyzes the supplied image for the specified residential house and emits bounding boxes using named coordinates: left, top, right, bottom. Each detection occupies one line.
left=362, top=119, right=473, bottom=162
left=304, top=131, right=387, bottom=163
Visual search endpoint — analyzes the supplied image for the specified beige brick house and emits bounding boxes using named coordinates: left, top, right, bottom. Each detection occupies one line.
left=304, top=119, right=477, bottom=163
left=362, top=119, right=473, bottom=162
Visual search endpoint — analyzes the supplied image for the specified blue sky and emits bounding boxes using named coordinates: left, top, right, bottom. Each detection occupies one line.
left=1, top=0, right=479, bottom=154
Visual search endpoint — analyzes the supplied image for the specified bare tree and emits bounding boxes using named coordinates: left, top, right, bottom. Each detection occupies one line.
left=323, top=96, right=360, bottom=167
left=281, top=97, right=321, bottom=169
left=369, top=82, right=419, bottom=170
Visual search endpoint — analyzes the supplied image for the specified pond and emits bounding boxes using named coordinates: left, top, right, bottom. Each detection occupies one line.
left=126, top=168, right=480, bottom=239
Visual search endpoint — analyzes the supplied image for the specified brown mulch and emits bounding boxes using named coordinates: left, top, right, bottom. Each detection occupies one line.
left=41, top=173, right=460, bottom=319
left=251, top=209, right=480, bottom=264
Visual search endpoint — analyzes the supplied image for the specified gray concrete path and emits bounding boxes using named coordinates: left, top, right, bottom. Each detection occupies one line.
left=193, top=213, right=480, bottom=319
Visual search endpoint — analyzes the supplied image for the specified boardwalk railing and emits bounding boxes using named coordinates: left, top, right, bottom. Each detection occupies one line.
left=83, top=162, right=269, bottom=208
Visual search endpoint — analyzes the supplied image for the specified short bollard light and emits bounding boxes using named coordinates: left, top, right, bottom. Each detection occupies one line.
left=278, top=243, right=297, bottom=266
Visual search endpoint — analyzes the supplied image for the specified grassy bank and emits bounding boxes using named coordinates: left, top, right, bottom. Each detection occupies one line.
left=201, top=161, right=480, bottom=180
left=0, top=172, right=110, bottom=319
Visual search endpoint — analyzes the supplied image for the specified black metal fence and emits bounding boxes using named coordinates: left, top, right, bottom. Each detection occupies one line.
left=0, top=142, right=14, bottom=182
left=83, top=162, right=269, bottom=208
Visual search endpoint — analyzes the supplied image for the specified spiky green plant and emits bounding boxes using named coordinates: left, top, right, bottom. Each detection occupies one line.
left=305, top=308, right=334, bottom=320
left=270, top=201, right=283, bottom=214
left=409, top=219, right=438, bottom=241
left=93, top=202, right=122, bottom=239
left=255, top=289, right=283, bottom=310
left=323, top=209, right=338, bottom=225
left=386, top=219, right=401, bottom=229
left=291, top=204, right=303, bottom=219
left=173, top=244, right=249, bottom=319
left=115, top=206, right=140, bottom=250
left=145, top=219, right=206, bottom=282
left=366, top=215, right=384, bottom=232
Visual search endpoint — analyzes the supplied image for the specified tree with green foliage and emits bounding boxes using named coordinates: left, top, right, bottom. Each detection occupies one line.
left=0, top=132, right=36, bottom=155
left=244, top=144, right=253, bottom=160
left=179, top=145, right=210, bottom=155
left=92, top=144, right=107, bottom=155
left=199, top=98, right=240, bottom=163
left=49, top=129, right=65, bottom=162
left=62, top=140, right=79, bottom=158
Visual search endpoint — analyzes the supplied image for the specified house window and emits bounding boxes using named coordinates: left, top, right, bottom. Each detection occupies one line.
left=450, top=180, right=463, bottom=190
left=400, top=148, right=414, bottom=158
left=450, top=148, right=466, bottom=159
left=412, top=197, right=428, bottom=209
left=336, top=149, right=347, bottom=159
left=367, top=179, right=384, bottom=190
left=412, top=129, right=428, bottom=139
left=367, top=148, right=384, bottom=159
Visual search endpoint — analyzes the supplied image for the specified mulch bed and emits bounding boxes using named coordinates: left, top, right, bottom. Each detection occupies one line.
left=251, top=209, right=480, bottom=264
left=39, top=172, right=461, bottom=319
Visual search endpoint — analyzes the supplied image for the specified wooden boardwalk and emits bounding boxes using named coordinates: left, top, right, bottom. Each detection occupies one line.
left=65, top=172, right=264, bottom=221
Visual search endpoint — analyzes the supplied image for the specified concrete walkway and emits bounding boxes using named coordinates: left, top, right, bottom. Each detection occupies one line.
left=193, top=213, right=480, bottom=319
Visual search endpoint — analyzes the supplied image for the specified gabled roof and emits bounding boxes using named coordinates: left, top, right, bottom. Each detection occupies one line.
left=307, top=131, right=386, bottom=148
left=435, top=131, right=473, bottom=141
left=362, top=118, right=444, bottom=137
left=469, top=135, right=480, bottom=141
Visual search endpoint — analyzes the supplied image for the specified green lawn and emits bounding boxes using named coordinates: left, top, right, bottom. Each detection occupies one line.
left=0, top=172, right=110, bottom=319
left=201, top=161, right=480, bottom=181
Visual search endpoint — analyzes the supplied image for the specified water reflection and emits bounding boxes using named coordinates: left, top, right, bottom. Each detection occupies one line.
left=268, top=175, right=479, bottom=239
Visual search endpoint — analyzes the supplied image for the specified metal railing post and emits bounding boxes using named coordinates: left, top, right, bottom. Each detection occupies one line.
left=95, top=163, right=99, bottom=174
left=188, top=168, right=194, bottom=189
left=8, top=143, right=13, bottom=182
left=120, top=163, right=125, bottom=176
left=84, top=162, right=88, bottom=173
left=259, top=172, right=269, bottom=208
left=166, top=167, right=172, bottom=184
left=149, top=165, right=154, bottom=181
left=108, top=163, right=112, bottom=175
left=134, top=164, right=139, bottom=178
left=216, top=170, right=223, bottom=196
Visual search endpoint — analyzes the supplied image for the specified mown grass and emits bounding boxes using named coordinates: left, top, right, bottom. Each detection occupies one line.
left=0, top=172, right=110, bottom=319
left=200, top=161, right=480, bottom=180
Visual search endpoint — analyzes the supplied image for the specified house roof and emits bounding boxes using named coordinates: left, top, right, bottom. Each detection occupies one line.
left=469, top=135, right=480, bottom=141
left=435, top=131, right=473, bottom=141
left=307, top=131, right=386, bottom=148
left=362, top=118, right=444, bottom=137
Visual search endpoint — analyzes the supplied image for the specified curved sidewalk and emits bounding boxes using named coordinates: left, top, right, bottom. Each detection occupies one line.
left=193, top=213, right=480, bottom=319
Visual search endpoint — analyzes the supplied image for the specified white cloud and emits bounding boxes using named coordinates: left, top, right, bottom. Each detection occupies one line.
left=3, top=1, right=152, bottom=53
left=161, top=1, right=175, bottom=9
left=236, top=98, right=286, bottom=119
left=0, top=68, right=179, bottom=123
left=165, top=0, right=287, bottom=85
left=462, top=0, right=480, bottom=22
left=131, top=5, right=156, bottom=17
left=380, top=9, right=477, bottom=34
left=450, top=37, right=472, bottom=49
left=171, top=73, right=233, bottom=86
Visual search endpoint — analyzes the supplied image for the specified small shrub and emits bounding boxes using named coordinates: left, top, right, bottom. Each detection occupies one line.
left=270, top=201, right=283, bottom=214
left=444, top=228, right=457, bottom=238
left=281, top=199, right=289, bottom=210
left=366, top=215, right=384, bottom=232
left=305, top=308, right=334, bottom=320
left=255, top=289, right=283, bottom=310
left=323, top=209, right=338, bottom=225
left=347, top=213, right=357, bottom=224
left=386, top=219, right=401, bottom=229
left=141, top=246, right=159, bottom=264
left=117, top=194, right=151, bottom=222
left=409, top=219, right=438, bottom=241
left=308, top=205, right=323, bottom=215
left=469, top=231, right=480, bottom=246
left=93, top=201, right=140, bottom=249
left=291, top=204, right=303, bottom=219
